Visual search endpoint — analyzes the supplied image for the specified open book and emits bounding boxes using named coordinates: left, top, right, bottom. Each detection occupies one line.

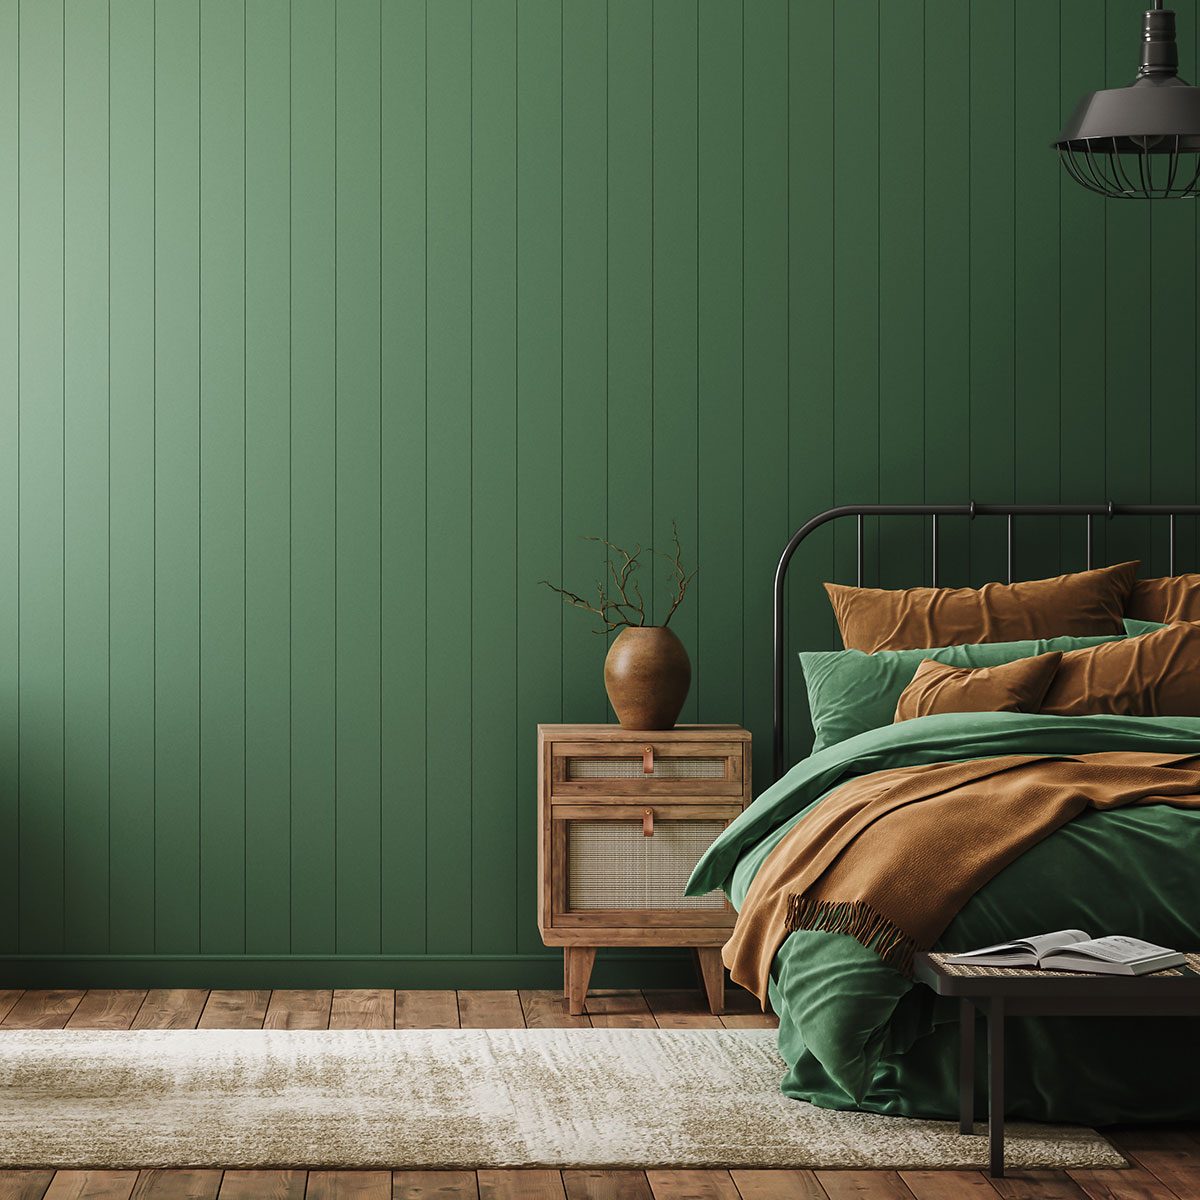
left=945, top=930, right=1186, bottom=975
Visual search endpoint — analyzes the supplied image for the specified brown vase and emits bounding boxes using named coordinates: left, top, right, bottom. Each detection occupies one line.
left=603, top=625, right=692, bottom=730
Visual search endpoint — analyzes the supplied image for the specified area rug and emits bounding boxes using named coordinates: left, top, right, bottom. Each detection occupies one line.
left=0, top=1027, right=1124, bottom=1170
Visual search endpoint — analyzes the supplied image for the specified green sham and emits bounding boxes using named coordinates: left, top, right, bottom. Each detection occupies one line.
left=799, top=633, right=1123, bottom=752
left=1123, top=616, right=1167, bottom=637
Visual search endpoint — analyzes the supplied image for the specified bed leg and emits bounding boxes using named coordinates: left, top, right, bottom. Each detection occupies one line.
left=959, top=997, right=975, bottom=1134
left=695, top=947, right=726, bottom=1015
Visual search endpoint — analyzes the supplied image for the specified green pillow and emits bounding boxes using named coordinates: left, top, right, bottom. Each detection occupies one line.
left=800, top=633, right=1124, bottom=752
left=1124, top=617, right=1166, bottom=637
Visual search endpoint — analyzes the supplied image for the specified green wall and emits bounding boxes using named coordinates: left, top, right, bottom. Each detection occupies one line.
left=3, top=0, right=1199, bottom=986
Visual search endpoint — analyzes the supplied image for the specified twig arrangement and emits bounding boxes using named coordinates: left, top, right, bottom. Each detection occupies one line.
left=541, top=520, right=698, bottom=633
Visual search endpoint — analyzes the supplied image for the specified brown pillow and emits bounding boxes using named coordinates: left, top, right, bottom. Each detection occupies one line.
left=824, top=561, right=1139, bottom=653
left=1040, top=620, right=1200, bottom=716
left=893, top=652, right=1063, bottom=723
left=1126, top=574, right=1200, bottom=623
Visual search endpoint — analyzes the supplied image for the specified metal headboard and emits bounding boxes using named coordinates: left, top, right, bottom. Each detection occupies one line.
left=772, top=502, right=1200, bottom=782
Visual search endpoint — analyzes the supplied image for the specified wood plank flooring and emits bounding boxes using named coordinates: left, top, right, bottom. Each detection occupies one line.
left=0, top=988, right=1195, bottom=1200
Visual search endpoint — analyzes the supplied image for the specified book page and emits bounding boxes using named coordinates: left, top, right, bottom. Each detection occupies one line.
left=1023, top=929, right=1090, bottom=958
left=949, top=939, right=1032, bottom=958
left=1046, top=935, right=1173, bottom=964
left=948, top=929, right=1088, bottom=960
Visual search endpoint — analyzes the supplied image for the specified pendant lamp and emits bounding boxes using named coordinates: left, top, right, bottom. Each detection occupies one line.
left=1055, top=1, right=1200, bottom=197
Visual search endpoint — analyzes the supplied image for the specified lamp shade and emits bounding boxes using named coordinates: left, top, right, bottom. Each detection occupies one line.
left=1055, top=5, right=1200, bottom=197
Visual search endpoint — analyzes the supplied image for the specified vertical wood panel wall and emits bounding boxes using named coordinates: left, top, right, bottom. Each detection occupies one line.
left=2, top=0, right=1198, bottom=982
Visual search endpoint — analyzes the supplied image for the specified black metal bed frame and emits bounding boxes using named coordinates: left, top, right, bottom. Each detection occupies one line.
left=772, top=502, right=1200, bottom=782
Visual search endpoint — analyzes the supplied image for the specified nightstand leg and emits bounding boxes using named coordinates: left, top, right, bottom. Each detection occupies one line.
left=565, top=946, right=596, bottom=1016
left=959, top=998, right=975, bottom=1134
left=988, top=997, right=1006, bottom=1178
left=695, top=947, right=726, bottom=1015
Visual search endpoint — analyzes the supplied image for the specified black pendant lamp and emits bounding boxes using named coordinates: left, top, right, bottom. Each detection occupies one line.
left=1055, top=1, right=1200, bottom=198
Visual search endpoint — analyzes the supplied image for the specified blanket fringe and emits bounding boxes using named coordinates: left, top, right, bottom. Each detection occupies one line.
left=785, top=895, right=918, bottom=976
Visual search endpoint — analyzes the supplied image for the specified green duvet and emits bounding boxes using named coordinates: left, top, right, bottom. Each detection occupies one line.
left=687, top=712, right=1200, bottom=1124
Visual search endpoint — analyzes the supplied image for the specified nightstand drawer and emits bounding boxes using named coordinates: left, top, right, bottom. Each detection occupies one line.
left=567, top=820, right=727, bottom=911
left=549, top=739, right=745, bottom=798
left=547, top=803, right=739, bottom=928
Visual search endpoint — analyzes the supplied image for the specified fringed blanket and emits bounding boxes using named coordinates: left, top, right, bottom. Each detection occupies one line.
left=724, top=751, right=1200, bottom=1007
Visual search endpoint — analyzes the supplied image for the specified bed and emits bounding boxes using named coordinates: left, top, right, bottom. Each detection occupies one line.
left=687, top=502, right=1200, bottom=1125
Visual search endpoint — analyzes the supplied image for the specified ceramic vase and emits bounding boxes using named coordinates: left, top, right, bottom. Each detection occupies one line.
left=603, top=625, right=692, bottom=730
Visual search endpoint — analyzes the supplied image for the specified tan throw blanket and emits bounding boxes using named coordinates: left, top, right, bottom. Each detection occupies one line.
left=726, top=752, right=1200, bottom=1006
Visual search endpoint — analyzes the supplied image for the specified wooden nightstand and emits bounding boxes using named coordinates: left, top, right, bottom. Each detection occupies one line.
left=537, top=723, right=752, bottom=1016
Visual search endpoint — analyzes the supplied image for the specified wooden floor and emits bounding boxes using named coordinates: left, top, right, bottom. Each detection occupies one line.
left=0, top=988, right=1195, bottom=1200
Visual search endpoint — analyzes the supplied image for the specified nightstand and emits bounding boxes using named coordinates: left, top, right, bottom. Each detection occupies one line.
left=537, top=723, right=752, bottom=1015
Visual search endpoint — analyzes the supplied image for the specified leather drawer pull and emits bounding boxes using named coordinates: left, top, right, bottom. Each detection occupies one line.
left=642, top=808, right=654, bottom=837
left=642, top=745, right=654, bottom=774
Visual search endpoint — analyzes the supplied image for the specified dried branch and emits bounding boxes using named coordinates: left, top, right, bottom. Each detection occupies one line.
left=657, top=519, right=698, bottom=627
left=540, top=539, right=647, bottom=633
left=587, top=536, right=647, bottom=627
left=543, top=522, right=696, bottom=631
left=538, top=580, right=630, bottom=632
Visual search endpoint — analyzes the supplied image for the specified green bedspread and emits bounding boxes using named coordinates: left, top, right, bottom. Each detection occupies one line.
left=687, top=712, right=1200, bottom=1124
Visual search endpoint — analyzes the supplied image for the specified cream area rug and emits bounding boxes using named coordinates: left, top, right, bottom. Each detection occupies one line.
left=0, top=1027, right=1124, bottom=1171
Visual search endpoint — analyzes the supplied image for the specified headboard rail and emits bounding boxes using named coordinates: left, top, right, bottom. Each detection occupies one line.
left=773, top=502, right=1200, bottom=782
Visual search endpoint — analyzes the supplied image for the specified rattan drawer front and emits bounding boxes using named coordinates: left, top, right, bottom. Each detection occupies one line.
left=566, top=757, right=725, bottom=781
left=566, top=820, right=726, bottom=910
left=550, top=740, right=745, bottom=797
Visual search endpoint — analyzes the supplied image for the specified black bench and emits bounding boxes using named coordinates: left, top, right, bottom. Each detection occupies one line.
left=913, top=950, right=1200, bottom=1177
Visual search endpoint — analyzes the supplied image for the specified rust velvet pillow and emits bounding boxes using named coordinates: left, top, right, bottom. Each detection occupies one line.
left=1126, top=574, right=1200, bottom=624
left=893, top=652, right=1063, bottom=723
left=824, top=561, right=1139, bottom=653
left=1040, top=620, right=1200, bottom=716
